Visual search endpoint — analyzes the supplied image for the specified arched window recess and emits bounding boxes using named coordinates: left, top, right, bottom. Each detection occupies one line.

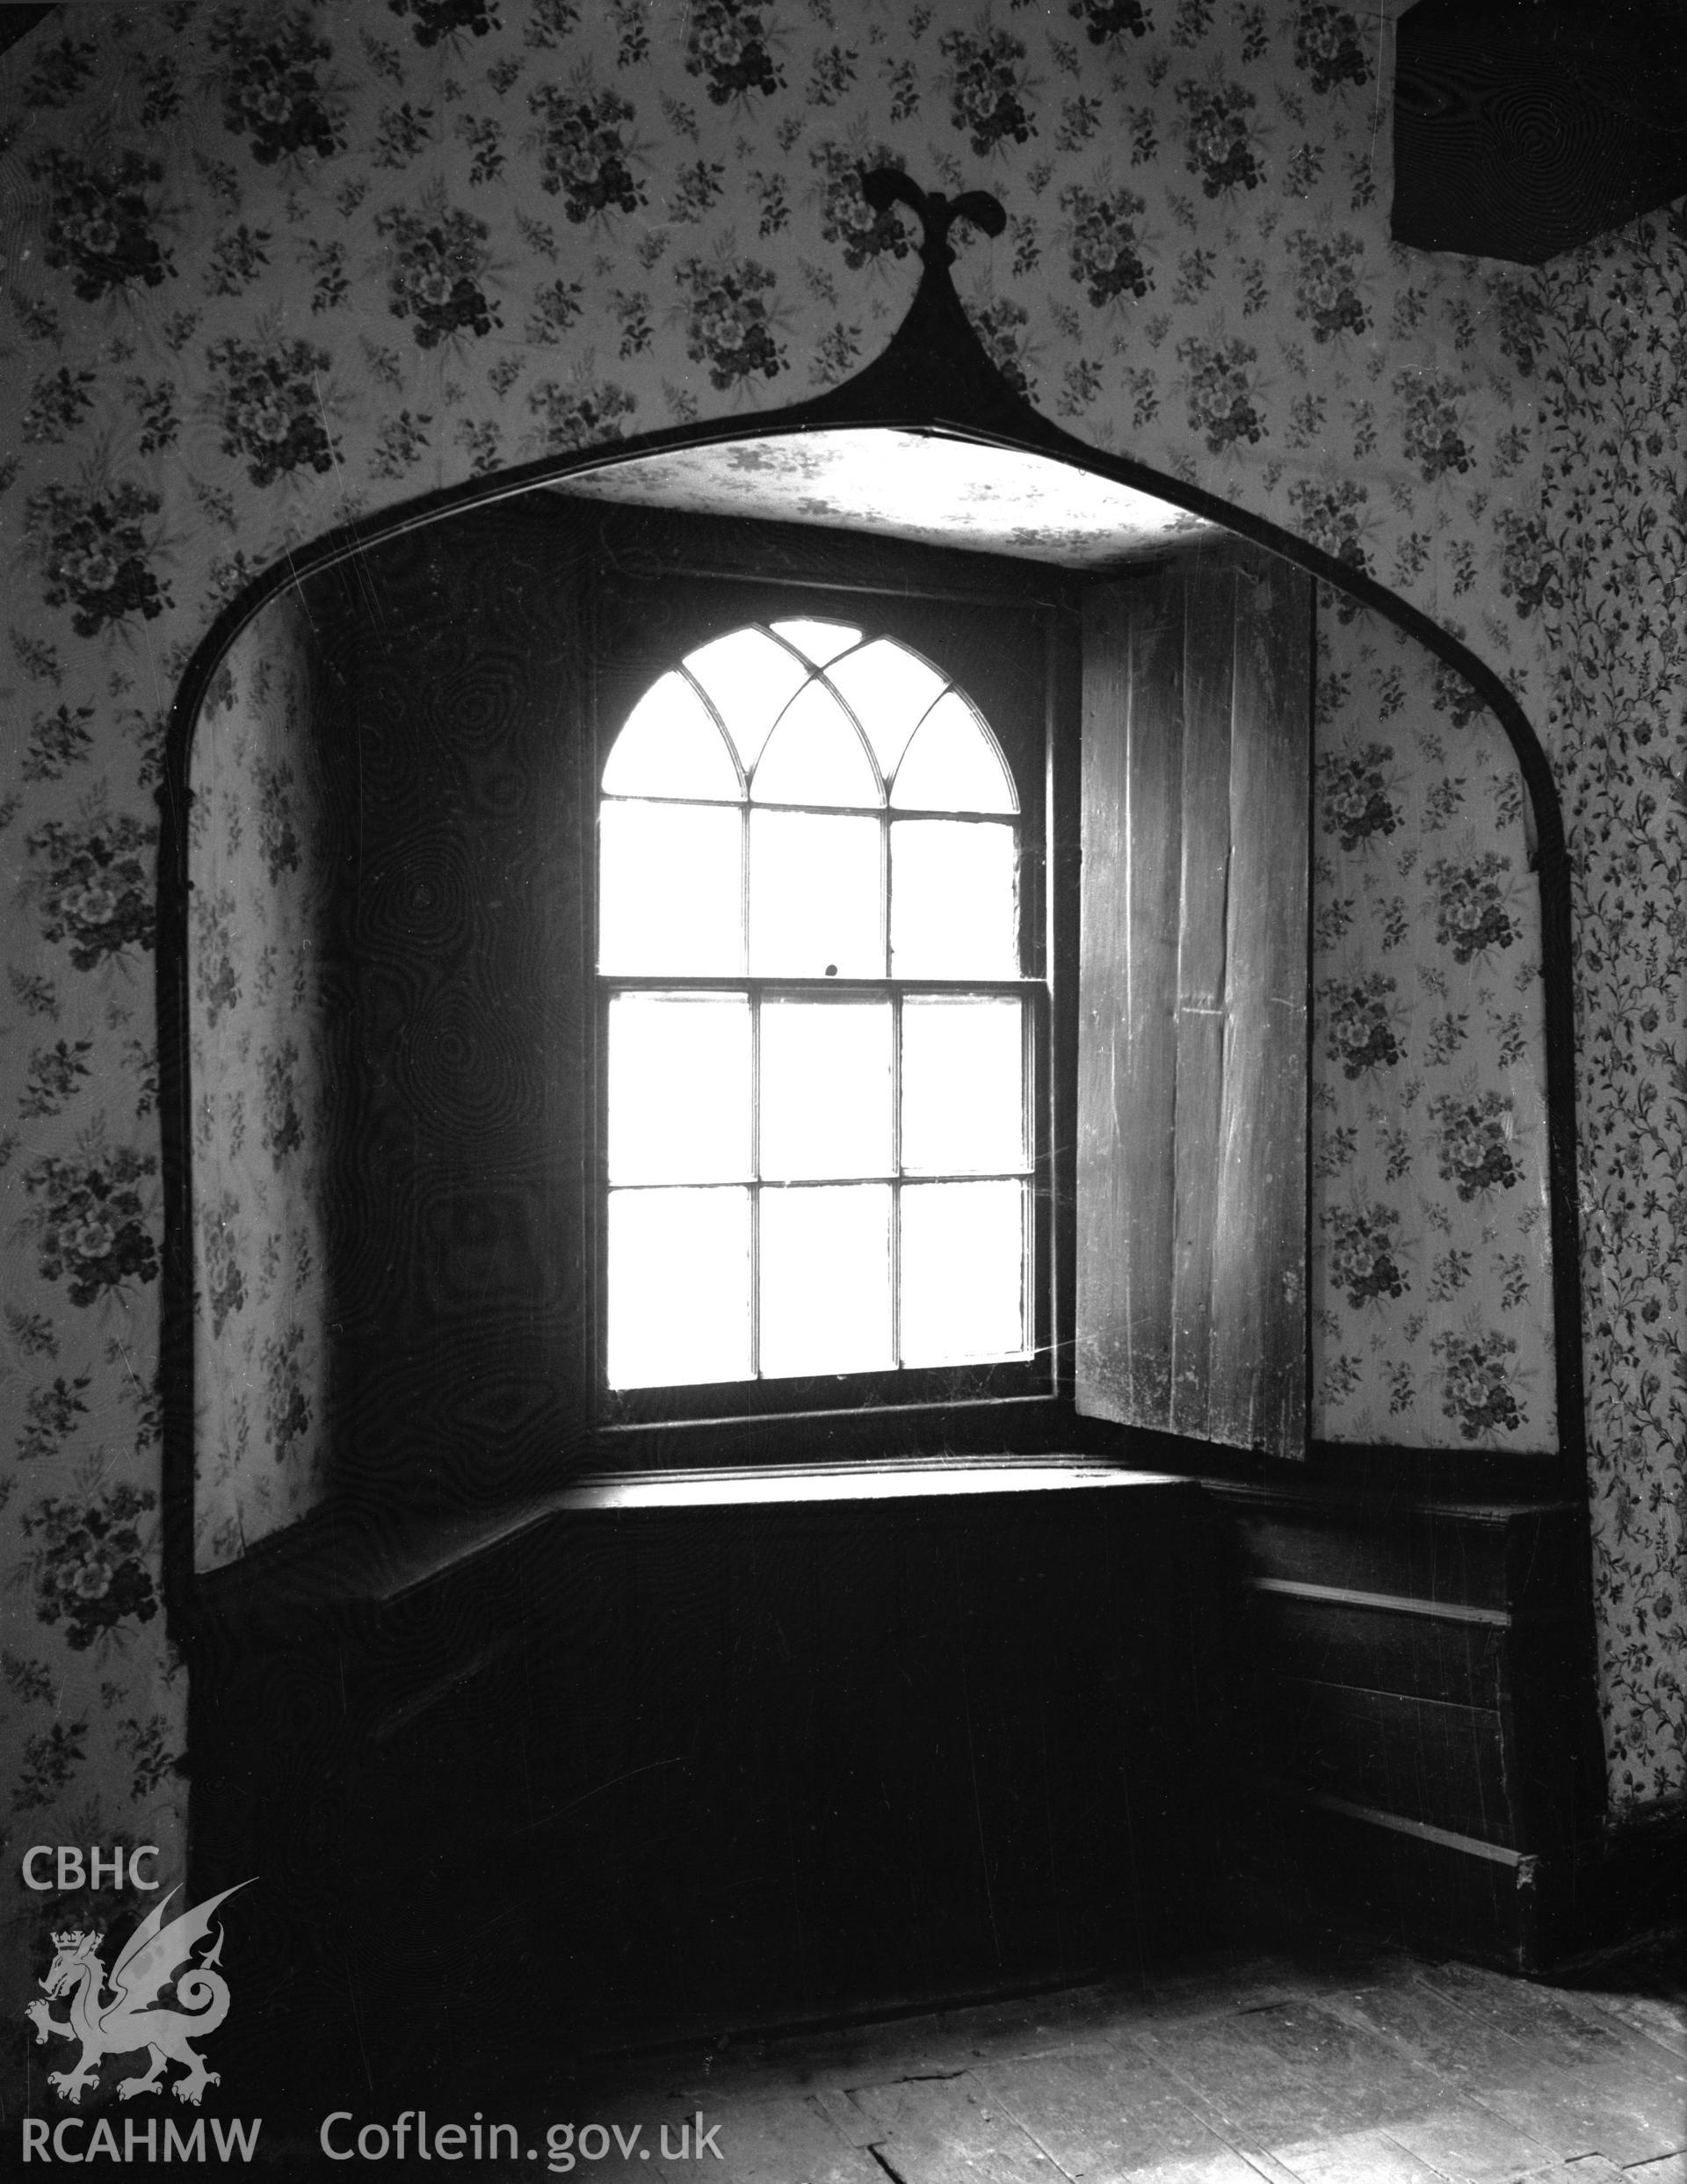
left=158, top=168, right=1582, bottom=1616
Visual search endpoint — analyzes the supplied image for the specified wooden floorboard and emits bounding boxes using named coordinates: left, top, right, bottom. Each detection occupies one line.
left=979, top=2043, right=1280, bottom=2180
left=441, top=1937, right=1684, bottom=2184
left=847, top=2071, right=1061, bottom=2182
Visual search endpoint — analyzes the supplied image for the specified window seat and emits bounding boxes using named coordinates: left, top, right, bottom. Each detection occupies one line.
left=186, top=1453, right=1224, bottom=2075
left=189, top=1456, right=1189, bottom=1622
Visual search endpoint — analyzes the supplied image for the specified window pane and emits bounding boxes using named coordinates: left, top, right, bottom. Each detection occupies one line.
left=890, top=819, right=1017, bottom=977
left=749, top=810, right=882, bottom=976
left=603, top=672, right=740, bottom=801
left=760, top=1184, right=893, bottom=1376
left=760, top=998, right=892, bottom=1180
left=771, top=619, right=863, bottom=667
left=683, top=628, right=810, bottom=775
left=609, top=993, right=750, bottom=1184
left=825, top=640, right=949, bottom=780
left=900, top=1180, right=1026, bottom=1366
left=607, top=1186, right=751, bottom=1388
left=599, top=801, right=742, bottom=974
left=751, top=678, right=880, bottom=809
left=892, top=691, right=1016, bottom=813
left=901, top=997, right=1025, bottom=1174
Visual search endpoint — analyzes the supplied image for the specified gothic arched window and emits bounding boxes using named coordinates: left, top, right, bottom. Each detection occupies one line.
left=598, top=619, right=1034, bottom=1394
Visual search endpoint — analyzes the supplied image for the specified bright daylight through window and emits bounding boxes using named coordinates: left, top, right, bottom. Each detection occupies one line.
left=598, top=618, right=1032, bottom=1392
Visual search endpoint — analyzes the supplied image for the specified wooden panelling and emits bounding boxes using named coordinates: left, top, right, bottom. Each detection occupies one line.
left=1245, top=1593, right=1507, bottom=1709
left=1214, top=1483, right=1604, bottom=1965
left=1502, top=1615, right=1604, bottom=1851
left=1278, top=1680, right=1511, bottom=1844
left=309, top=502, right=592, bottom=1514
left=1244, top=1786, right=1546, bottom=1966
left=192, top=1479, right=1231, bottom=2102
left=1075, top=545, right=1310, bottom=1456
left=1228, top=1499, right=1571, bottom=1614
left=508, top=1485, right=1226, bottom=2041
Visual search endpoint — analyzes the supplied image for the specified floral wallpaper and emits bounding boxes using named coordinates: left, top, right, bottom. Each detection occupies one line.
left=188, top=593, right=337, bottom=1571
left=1308, top=606, right=1555, bottom=1450
left=1539, top=221, right=1687, bottom=1813
left=1, top=0, right=1682, bottom=2008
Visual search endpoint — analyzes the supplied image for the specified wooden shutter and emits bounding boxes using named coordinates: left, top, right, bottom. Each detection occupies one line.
left=310, top=499, right=594, bottom=1506
left=1075, top=545, right=1310, bottom=1457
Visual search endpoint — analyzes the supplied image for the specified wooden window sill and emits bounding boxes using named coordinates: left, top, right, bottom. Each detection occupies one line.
left=187, top=1456, right=1190, bottom=1627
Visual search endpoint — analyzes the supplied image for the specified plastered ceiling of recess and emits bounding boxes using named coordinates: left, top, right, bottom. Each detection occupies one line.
left=555, top=427, right=1220, bottom=566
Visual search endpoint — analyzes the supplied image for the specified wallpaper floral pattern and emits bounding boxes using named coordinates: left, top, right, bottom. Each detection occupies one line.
left=188, top=595, right=336, bottom=1571
left=1539, top=221, right=1687, bottom=1812
left=1, top=0, right=1682, bottom=2000
left=1309, top=607, right=1555, bottom=1450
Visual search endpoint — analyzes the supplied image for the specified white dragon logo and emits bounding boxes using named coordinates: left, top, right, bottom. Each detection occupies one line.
left=25, top=1882, right=252, bottom=2107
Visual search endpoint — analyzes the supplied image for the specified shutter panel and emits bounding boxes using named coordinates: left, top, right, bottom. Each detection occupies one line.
left=1075, top=546, right=1310, bottom=1457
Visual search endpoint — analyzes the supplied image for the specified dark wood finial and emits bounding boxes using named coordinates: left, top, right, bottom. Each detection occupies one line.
left=860, top=168, right=1007, bottom=269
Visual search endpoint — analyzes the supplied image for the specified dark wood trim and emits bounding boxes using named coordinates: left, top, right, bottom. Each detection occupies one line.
left=156, top=671, right=196, bottom=1636
left=1247, top=1576, right=1515, bottom=1628
left=1255, top=1780, right=1531, bottom=1868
